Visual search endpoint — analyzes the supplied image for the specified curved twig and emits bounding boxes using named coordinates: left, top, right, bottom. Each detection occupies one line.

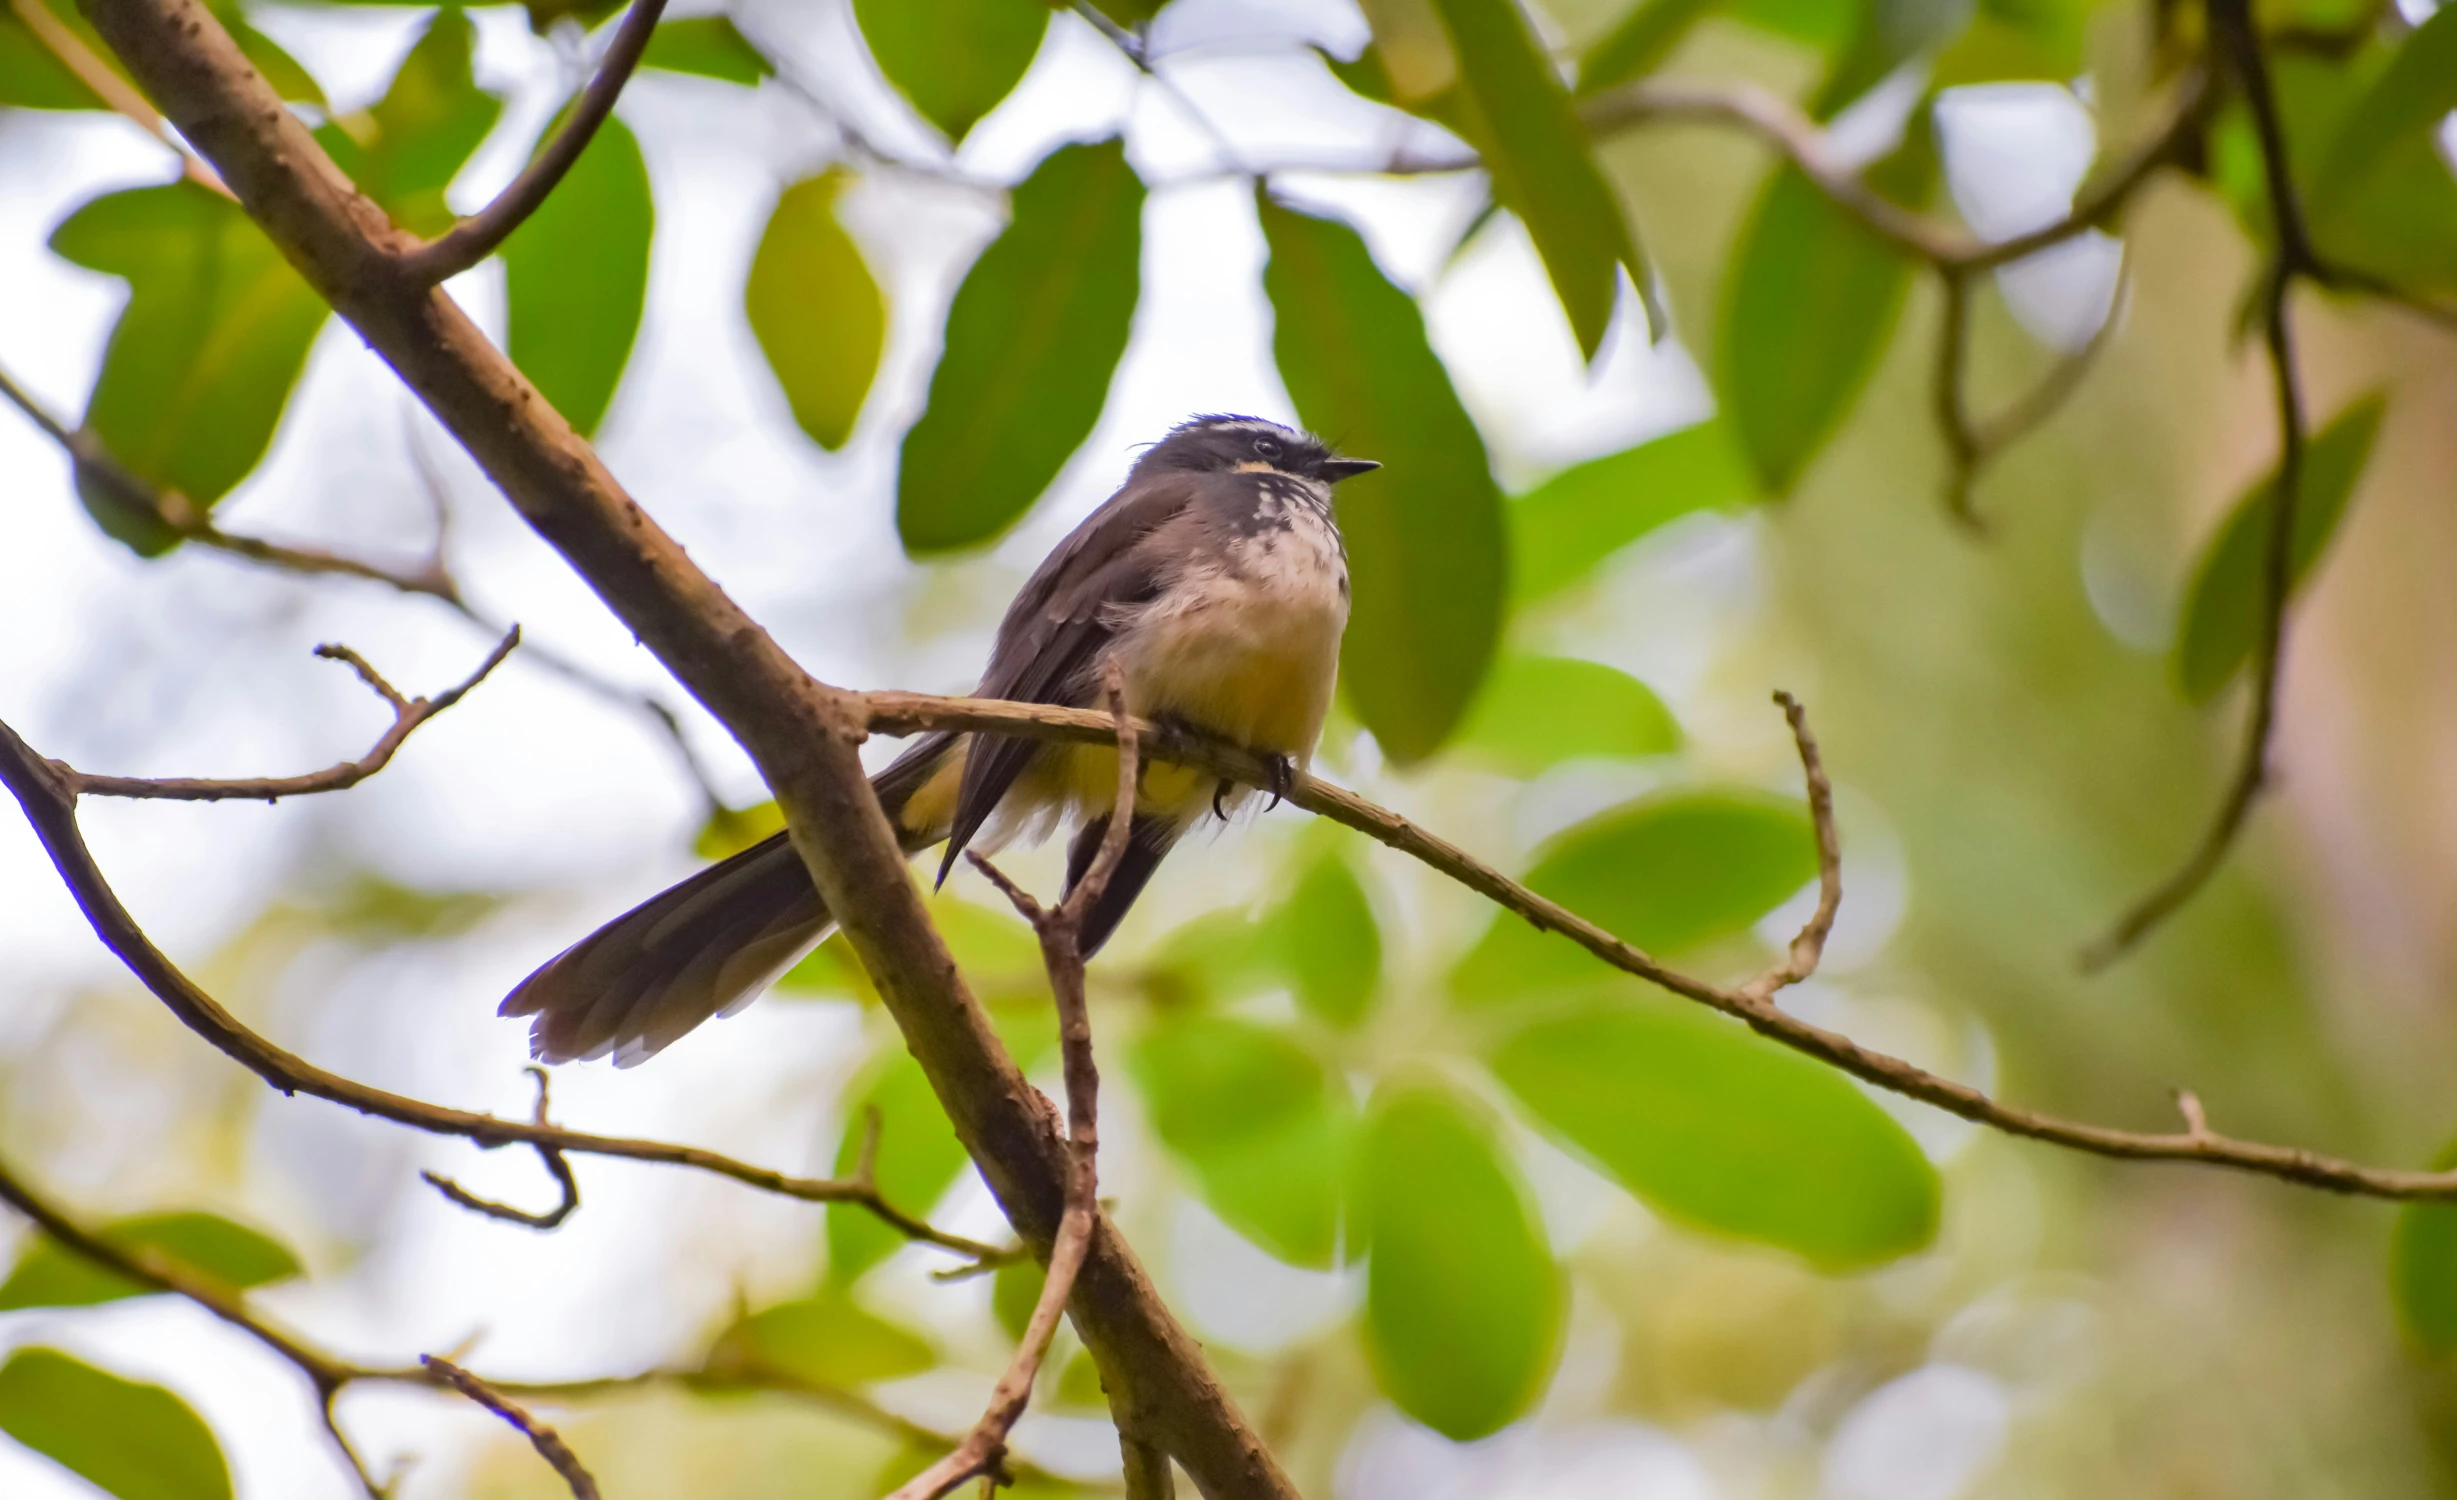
left=392, top=0, right=669, bottom=283
left=421, top=1067, right=581, bottom=1230
left=424, top=1358, right=601, bottom=1500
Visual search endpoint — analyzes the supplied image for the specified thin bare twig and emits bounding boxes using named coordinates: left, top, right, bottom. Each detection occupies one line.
left=421, top=1066, right=580, bottom=1230
left=394, top=0, right=669, bottom=282
left=2082, top=0, right=2314, bottom=970
left=1936, top=252, right=2133, bottom=528
left=857, top=688, right=2457, bottom=1202
left=62, top=630, right=518, bottom=803
left=423, top=1358, right=602, bottom=1500
left=891, top=667, right=1140, bottom=1500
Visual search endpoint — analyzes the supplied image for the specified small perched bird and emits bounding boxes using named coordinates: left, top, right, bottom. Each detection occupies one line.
left=502, top=415, right=1378, bottom=1065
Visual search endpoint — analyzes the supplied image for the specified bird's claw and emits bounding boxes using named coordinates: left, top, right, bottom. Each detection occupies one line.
left=1212, top=781, right=1232, bottom=822
left=1263, top=754, right=1294, bottom=811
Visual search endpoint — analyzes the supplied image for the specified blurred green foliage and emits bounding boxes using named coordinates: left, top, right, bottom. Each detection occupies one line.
left=748, top=170, right=885, bottom=452
left=0, top=1212, right=299, bottom=1311
left=0, top=1349, right=230, bottom=1500
left=504, top=108, right=652, bottom=436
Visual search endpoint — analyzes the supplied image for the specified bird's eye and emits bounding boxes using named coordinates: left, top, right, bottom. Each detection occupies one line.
left=1253, top=436, right=1283, bottom=461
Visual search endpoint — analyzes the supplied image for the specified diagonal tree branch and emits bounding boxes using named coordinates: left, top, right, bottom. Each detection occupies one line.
left=56, top=6, right=1295, bottom=1492
left=423, top=1358, right=602, bottom=1500
left=392, top=0, right=670, bottom=283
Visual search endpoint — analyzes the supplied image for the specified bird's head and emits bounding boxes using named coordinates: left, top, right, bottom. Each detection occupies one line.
left=1135, top=415, right=1380, bottom=486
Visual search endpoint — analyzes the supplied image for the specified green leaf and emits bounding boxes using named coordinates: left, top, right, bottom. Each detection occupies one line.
left=0, top=0, right=101, bottom=110
left=504, top=109, right=653, bottom=436
left=694, top=800, right=789, bottom=861
left=1359, top=1078, right=1560, bottom=1439
left=48, top=183, right=327, bottom=545
left=1140, top=906, right=1284, bottom=1008
left=1577, top=0, right=1717, bottom=97
left=707, top=1293, right=936, bottom=1385
left=1452, top=655, right=1679, bottom=775
left=1453, top=787, right=1815, bottom=1004
left=852, top=0, right=1047, bottom=143
left=2390, top=1138, right=2457, bottom=1353
left=641, top=15, right=772, bottom=84
left=2173, top=395, right=2385, bottom=704
left=1491, top=999, right=1940, bottom=1268
left=1259, top=194, right=1508, bottom=762
left=897, top=139, right=1144, bottom=554
left=747, top=169, right=885, bottom=451
left=0, top=1348, right=231, bottom=1500
left=827, top=1050, right=969, bottom=1285
left=2264, top=46, right=2457, bottom=299
left=2314, top=2, right=2457, bottom=216
left=1719, top=125, right=1933, bottom=494
left=0, top=1212, right=301, bottom=1312
left=992, top=1254, right=1043, bottom=1343
left=1815, top=0, right=1971, bottom=117
left=1428, top=0, right=1656, bottom=356
left=1131, top=1016, right=1356, bottom=1266
left=1932, top=0, right=2094, bottom=88
left=1726, top=0, right=1858, bottom=48
left=1283, top=853, right=1381, bottom=1029
left=314, top=7, right=501, bottom=236
left=1509, top=419, right=1751, bottom=602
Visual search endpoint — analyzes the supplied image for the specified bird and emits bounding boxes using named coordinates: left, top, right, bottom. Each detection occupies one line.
left=500, top=415, right=1379, bottom=1066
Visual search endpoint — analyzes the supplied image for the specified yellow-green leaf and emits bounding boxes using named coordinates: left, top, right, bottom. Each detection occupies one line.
left=48, top=182, right=327, bottom=546
left=504, top=110, right=653, bottom=436
left=1452, top=655, right=1680, bottom=775
left=707, top=1293, right=936, bottom=1385
left=0, top=1212, right=301, bottom=1311
left=0, top=1348, right=231, bottom=1500
left=2314, top=3, right=2457, bottom=219
left=852, top=0, right=1047, bottom=143
left=827, top=1050, right=970, bottom=1285
left=747, top=170, right=885, bottom=451
left=1428, top=0, right=1656, bottom=355
left=1283, top=853, right=1381, bottom=1030
left=314, top=7, right=501, bottom=236
left=1509, top=419, right=1751, bottom=602
left=898, top=140, right=1143, bottom=553
left=1359, top=1078, right=1560, bottom=1439
left=1491, top=999, right=1940, bottom=1268
left=2173, top=395, right=2385, bottom=703
left=1453, top=787, right=1814, bottom=1003
left=641, top=14, right=772, bottom=84
left=1259, top=193, right=1507, bottom=762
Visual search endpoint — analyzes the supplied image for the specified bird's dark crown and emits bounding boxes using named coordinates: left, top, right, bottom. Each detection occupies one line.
left=1132, top=414, right=1378, bottom=485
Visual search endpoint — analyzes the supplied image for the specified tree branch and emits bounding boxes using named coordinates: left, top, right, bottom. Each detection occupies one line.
left=60, top=631, right=516, bottom=803
left=420, top=1066, right=581, bottom=1230
left=8, top=0, right=227, bottom=194
left=857, top=688, right=2457, bottom=1202
left=392, top=0, right=669, bottom=283
left=71, top=3, right=1298, bottom=1492
left=2081, top=0, right=2314, bottom=969
left=423, top=1357, right=602, bottom=1500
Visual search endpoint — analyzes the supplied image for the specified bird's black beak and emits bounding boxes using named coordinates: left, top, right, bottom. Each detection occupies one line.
left=1317, top=457, right=1380, bottom=483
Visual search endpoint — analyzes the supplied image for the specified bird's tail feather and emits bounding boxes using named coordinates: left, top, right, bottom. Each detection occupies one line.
left=501, top=732, right=958, bottom=1066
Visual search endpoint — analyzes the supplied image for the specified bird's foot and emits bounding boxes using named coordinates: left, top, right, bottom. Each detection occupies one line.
left=1262, top=753, right=1295, bottom=811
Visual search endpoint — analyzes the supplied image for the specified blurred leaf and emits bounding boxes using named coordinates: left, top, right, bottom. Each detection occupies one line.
left=1353, top=0, right=1459, bottom=101
left=1359, top=1078, right=1560, bottom=1439
left=523, top=0, right=623, bottom=30
left=314, top=7, right=501, bottom=236
left=1430, top=0, right=1654, bottom=357
left=2314, top=2, right=2457, bottom=214
left=1453, top=788, right=1815, bottom=1003
left=1577, top=0, right=1716, bottom=97
left=1453, top=655, right=1680, bottom=775
left=1726, top=0, right=1858, bottom=47
left=852, top=0, right=1046, bottom=143
left=992, top=1254, right=1043, bottom=1343
left=1055, top=1345, right=1106, bottom=1409
left=504, top=108, right=652, bottom=436
left=641, top=15, right=772, bottom=84
left=0, top=1212, right=301, bottom=1311
left=2390, top=1138, right=2457, bottom=1353
left=314, top=874, right=497, bottom=939
left=2173, top=395, right=2384, bottom=704
left=1139, top=905, right=1283, bottom=1008
left=0, top=0, right=101, bottom=110
left=1320, top=43, right=1468, bottom=135
left=1932, top=0, right=2093, bottom=87
left=707, top=1292, right=935, bottom=1385
left=1509, top=419, right=1751, bottom=602
left=897, top=139, right=1143, bottom=553
left=1284, top=853, right=1381, bottom=1029
left=0, top=1348, right=231, bottom=1500
left=1814, top=0, right=1971, bottom=116
left=694, top=800, right=788, bottom=861
left=1260, top=194, right=1507, bottom=762
left=1491, top=999, right=1940, bottom=1267
left=827, top=1050, right=969, bottom=1284
left=747, top=169, right=885, bottom=451
left=1131, top=1016, right=1355, bottom=1266
left=48, top=183, right=326, bottom=546
left=1720, top=124, right=1934, bottom=495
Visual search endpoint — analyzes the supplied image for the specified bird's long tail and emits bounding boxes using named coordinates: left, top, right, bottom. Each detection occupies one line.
left=499, top=732, right=1180, bottom=1066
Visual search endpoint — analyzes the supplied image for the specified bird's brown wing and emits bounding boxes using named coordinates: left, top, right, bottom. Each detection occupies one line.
left=936, top=469, right=1203, bottom=879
